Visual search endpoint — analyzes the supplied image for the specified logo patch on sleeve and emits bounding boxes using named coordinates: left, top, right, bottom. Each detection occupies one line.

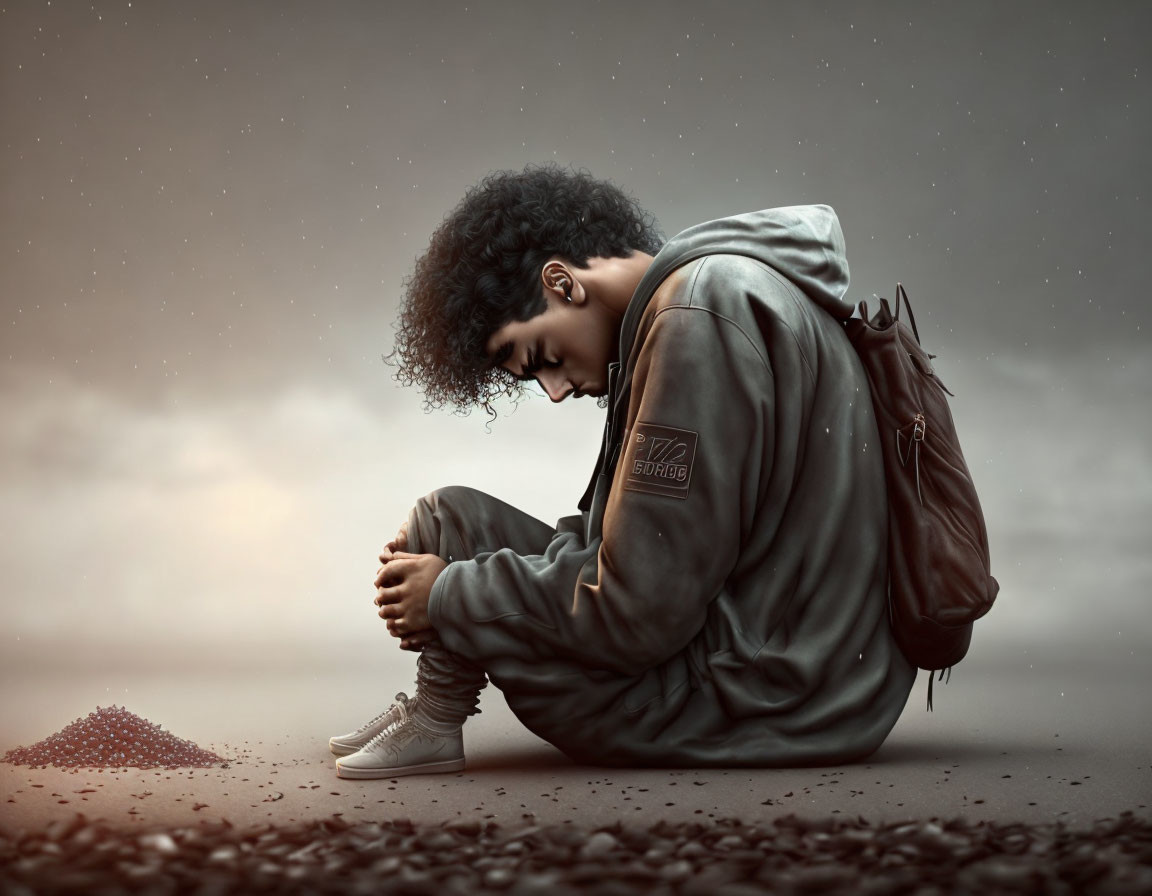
left=623, top=422, right=699, bottom=499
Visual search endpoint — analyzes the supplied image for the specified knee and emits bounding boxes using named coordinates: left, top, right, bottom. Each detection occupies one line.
left=423, top=484, right=479, bottom=506
left=406, top=485, right=481, bottom=556
left=414, top=485, right=483, bottom=519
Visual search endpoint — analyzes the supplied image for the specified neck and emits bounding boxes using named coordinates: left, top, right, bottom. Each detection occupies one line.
left=586, top=250, right=657, bottom=319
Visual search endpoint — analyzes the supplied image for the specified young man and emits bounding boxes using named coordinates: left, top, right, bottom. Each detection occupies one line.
left=329, top=163, right=916, bottom=778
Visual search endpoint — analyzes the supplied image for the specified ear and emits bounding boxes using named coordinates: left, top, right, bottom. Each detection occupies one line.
left=541, top=259, right=578, bottom=302
left=565, top=275, right=588, bottom=306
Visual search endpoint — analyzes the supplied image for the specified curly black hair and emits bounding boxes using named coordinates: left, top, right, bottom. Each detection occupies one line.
left=384, top=162, right=665, bottom=423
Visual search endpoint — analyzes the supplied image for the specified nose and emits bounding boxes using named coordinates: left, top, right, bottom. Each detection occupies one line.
left=536, top=368, right=574, bottom=403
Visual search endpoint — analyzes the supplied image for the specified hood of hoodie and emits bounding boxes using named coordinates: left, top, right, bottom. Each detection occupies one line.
left=577, top=203, right=856, bottom=515
left=616, top=204, right=854, bottom=365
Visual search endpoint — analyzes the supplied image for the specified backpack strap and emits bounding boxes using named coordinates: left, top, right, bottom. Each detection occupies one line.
left=925, top=665, right=953, bottom=712
left=896, top=282, right=922, bottom=344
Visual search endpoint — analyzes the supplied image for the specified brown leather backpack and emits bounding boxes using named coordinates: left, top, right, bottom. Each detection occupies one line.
left=843, top=284, right=1000, bottom=711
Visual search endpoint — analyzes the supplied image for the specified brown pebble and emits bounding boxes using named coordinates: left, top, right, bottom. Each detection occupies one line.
left=580, top=831, right=619, bottom=859
left=0, top=810, right=1149, bottom=895
left=2, top=705, right=222, bottom=770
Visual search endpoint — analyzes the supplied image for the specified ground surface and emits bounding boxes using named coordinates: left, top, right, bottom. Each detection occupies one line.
left=1, top=647, right=1147, bottom=833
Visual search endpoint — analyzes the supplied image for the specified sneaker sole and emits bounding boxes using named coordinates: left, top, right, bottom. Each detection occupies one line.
left=335, top=757, right=466, bottom=779
left=329, top=741, right=362, bottom=757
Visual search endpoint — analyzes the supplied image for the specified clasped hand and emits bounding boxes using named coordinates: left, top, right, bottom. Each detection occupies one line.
left=375, top=520, right=447, bottom=652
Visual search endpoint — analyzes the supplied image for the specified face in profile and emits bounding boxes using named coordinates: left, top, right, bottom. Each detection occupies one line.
left=484, top=280, right=618, bottom=404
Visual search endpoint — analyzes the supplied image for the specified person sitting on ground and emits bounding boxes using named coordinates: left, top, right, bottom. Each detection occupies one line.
left=328, top=162, right=916, bottom=779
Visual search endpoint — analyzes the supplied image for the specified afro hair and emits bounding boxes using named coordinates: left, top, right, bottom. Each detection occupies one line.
left=384, top=162, right=665, bottom=422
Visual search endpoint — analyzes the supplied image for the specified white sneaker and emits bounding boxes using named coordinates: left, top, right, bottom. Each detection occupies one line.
left=334, top=697, right=464, bottom=779
left=328, top=692, right=418, bottom=757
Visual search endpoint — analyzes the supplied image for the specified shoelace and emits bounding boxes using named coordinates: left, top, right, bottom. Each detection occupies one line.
left=354, top=692, right=412, bottom=735
left=364, top=696, right=414, bottom=751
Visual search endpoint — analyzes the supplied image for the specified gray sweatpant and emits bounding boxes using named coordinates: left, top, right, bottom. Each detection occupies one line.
left=404, top=485, right=560, bottom=728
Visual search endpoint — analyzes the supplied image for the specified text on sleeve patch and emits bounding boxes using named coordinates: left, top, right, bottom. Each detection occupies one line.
left=622, top=422, right=699, bottom=499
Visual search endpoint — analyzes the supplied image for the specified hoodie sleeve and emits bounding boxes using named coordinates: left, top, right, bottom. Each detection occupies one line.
left=426, top=302, right=769, bottom=677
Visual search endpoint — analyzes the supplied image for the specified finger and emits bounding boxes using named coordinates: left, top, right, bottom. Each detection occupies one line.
left=387, top=617, right=408, bottom=636
left=374, top=586, right=402, bottom=607
left=376, top=560, right=409, bottom=587
left=377, top=603, right=402, bottom=618
left=375, top=559, right=413, bottom=589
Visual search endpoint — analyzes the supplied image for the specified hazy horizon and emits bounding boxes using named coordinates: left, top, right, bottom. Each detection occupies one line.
left=1, top=0, right=1149, bottom=674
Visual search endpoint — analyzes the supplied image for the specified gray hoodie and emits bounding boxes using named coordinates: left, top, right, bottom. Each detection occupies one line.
left=427, top=204, right=915, bottom=766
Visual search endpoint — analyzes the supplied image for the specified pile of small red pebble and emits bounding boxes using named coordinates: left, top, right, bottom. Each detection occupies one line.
left=2, top=705, right=222, bottom=770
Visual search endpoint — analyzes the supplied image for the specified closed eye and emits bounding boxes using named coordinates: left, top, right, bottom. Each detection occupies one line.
left=507, top=342, right=562, bottom=384
left=510, top=346, right=538, bottom=382
left=514, top=344, right=561, bottom=382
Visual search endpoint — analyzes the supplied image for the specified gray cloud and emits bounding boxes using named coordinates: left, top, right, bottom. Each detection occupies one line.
left=1, top=0, right=1148, bottom=662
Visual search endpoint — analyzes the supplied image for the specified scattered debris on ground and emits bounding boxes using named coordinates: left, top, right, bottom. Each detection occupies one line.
left=1, top=810, right=1150, bottom=894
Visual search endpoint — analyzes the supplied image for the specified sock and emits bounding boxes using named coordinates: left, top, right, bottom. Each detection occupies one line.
left=411, top=641, right=488, bottom=735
